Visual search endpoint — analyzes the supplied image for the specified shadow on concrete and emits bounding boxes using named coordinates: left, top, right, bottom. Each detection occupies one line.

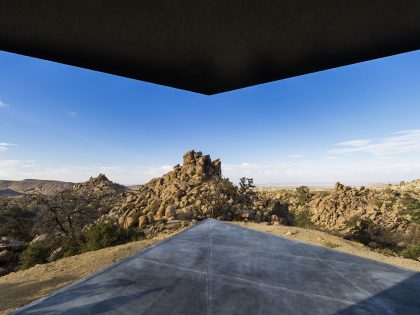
left=26, top=287, right=166, bottom=315
left=335, top=273, right=420, bottom=314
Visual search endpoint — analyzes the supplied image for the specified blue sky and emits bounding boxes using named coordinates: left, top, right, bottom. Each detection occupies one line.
left=1, top=49, right=420, bottom=186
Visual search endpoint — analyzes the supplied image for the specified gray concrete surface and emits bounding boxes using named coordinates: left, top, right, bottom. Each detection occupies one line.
left=12, top=219, right=420, bottom=314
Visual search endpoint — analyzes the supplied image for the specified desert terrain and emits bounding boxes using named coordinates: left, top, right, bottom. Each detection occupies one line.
left=1, top=150, right=419, bottom=313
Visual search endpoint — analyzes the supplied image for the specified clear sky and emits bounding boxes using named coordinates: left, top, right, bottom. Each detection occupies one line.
left=1, top=49, right=420, bottom=186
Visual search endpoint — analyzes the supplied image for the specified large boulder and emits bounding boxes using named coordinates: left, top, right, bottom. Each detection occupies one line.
left=183, top=150, right=196, bottom=166
left=138, top=215, right=149, bottom=228
left=176, top=207, right=194, bottom=220
left=165, top=205, right=177, bottom=219
left=30, top=234, right=48, bottom=246
left=124, top=216, right=138, bottom=229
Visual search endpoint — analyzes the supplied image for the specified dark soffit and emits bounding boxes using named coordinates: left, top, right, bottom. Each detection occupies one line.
left=1, top=1, right=420, bottom=94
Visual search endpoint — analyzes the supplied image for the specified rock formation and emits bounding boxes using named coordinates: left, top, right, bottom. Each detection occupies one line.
left=108, top=150, right=293, bottom=234
left=111, top=150, right=224, bottom=229
left=71, top=174, right=127, bottom=214
left=0, top=237, right=25, bottom=276
left=309, top=183, right=415, bottom=235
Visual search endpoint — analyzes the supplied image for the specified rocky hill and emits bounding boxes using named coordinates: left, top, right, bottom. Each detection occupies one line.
left=108, top=150, right=293, bottom=236
left=258, top=181, right=420, bottom=252
left=71, top=173, right=128, bottom=215
left=310, top=182, right=419, bottom=246
left=390, top=179, right=420, bottom=191
left=0, top=175, right=128, bottom=276
left=1, top=151, right=419, bottom=278
left=0, top=179, right=73, bottom=195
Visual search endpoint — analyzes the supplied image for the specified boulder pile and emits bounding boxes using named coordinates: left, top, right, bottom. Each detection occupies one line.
left=108, top=150, right=293, bottom=234
left=72, top=173, right=127, bottom=214
left=309, top=182, right=418, bottom=242
left=113, top=150, right=223, bottom=228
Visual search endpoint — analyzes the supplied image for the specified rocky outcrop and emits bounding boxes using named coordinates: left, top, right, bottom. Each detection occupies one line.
left=72, top=174, right=127, bottom=214
left=112, top=150, right=225, bottom=229
left=307, top=182, right=420, bottom=247
left=0, top=237, right=25, bottom=276
left=108, top=150, right=293, bottom=232
left=73, top=174, right=126, bottom=196
left=255, top=181, right=420, bottom=249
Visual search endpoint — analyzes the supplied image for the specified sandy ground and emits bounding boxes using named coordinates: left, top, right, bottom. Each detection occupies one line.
left=1, top=222, right=419, bottom=314
left=0, top=229, right=184, bottom=315
left=234, top=222, right=420, bottom=272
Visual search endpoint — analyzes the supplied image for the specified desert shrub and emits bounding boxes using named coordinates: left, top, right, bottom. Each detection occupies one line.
left=59, top=238, right=83, bottom=258
left=350, top=218, right=395, bottom=249
left=206, top=177, right=240, bottom=219
left=33, top=191, right=101, bottom=242
left=375, top=248, right=395, bottom=256
left=19, top=244, right=51, bottom=269
left=82, top=222, right=143, bottom=252
left=239, top=177, right=255, bottom=193
left=295, top=186, right=310, bottom=204
left=271, top=202, right=294, bottom=226
left=400, top=244, right=420, bottom=260
left=294, top=208, right=313, bottom=228
left=386, top=195, right=398, bottom=205
left=351, top=218, right=376, bottom=245
left=324, top=242, right=339, bottom=248
left=317, top=191, right=330, bottom=198
left=0, top=206, right=36, bottom=241
left=400, top=194, right=420, bottom=224
left=222, top=178, right=239, bottom=196
left=373, top=228, right=395, bottom=248
left=374, top=199, right=384, bottom=209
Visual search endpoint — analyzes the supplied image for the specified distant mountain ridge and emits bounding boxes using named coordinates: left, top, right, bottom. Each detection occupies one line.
left=0, top=179, right=73, bottom=195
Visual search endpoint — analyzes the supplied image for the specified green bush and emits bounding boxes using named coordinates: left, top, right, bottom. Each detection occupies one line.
left=400, top=194, right=420, bottom=224
left=400, top=244, right=420, bottom=260
left=295, top=186, right=310, bottom=204
left=59, top=238, right=83, bottom=258
left=351, top=218, right=376, bottom=245
left=374, top=199, right=384, bottom=209
left=0, top=206, right=36, bottom=241
left=350, top=218, right=395, bottom=249
left=82, top=222, right=143, bottom=252
left=294, top=208, right=313, bottom=228
left=238, top=177, right=255, bottom=193
left=19, top=244, right=51, bottom=269
left=317, top=191, right=330, bottom=198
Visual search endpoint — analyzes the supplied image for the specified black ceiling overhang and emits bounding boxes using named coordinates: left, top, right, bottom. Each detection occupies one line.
left=1, top=1, right=420, bottom=95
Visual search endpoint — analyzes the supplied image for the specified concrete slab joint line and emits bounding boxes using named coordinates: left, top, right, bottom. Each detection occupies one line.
left=206, top=221, right=213, bottom=315
left=11, top=219, right=420, bottom=314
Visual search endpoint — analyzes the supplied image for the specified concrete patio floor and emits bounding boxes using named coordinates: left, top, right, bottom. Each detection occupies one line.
left=12, top=219, right=420, bottom=314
